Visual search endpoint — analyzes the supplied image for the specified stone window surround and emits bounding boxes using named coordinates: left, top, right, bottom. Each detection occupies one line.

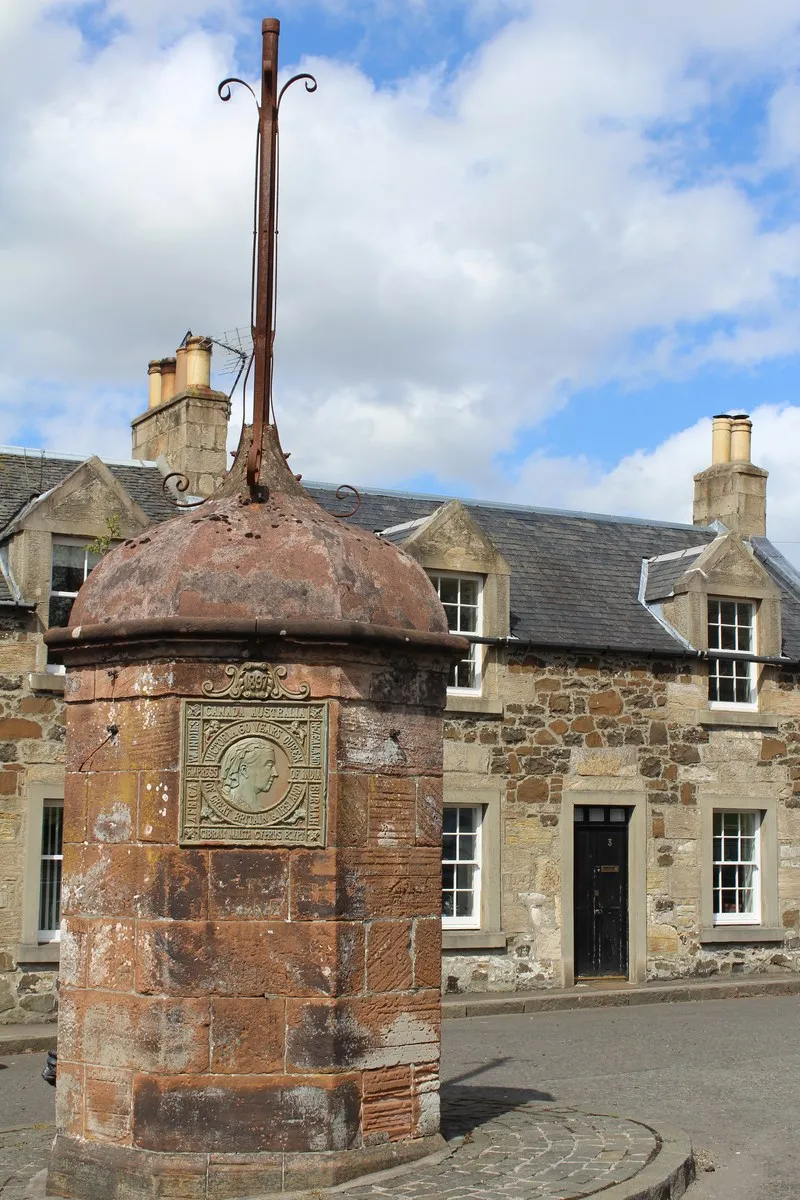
left=699, top=793, right=783, bottom=944
left=560, top=791, right=648, bottom=988
left=707, top=597, right=758, bottom=712
left=17, top=780, right=64, bottom=965
left=442, top=785, right=504, bottom=951
left=429, top=569, right=484, bottom=697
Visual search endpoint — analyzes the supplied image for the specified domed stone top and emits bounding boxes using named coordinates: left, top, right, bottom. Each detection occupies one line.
left=69, top=427, right=448, bottom=637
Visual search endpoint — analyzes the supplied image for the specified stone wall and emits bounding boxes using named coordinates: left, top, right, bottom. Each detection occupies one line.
left=0, top=613, right=65, bottom=1022
left=442, top=648, right=800, bottom=994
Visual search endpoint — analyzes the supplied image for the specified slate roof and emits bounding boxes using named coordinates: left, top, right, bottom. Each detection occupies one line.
left=3, top=448, right=800, bottom=657
left=643, top=546, right=707, bottom=603
left=307, top=483, right=800, bottom=659
left=0, top=446, right=176, bottom=534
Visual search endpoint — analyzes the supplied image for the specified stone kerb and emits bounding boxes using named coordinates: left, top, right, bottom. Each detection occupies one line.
left=48, top=636, right=453, bottom=1200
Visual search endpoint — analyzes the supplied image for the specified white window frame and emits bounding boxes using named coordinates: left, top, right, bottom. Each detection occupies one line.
left=712, top=809, right=761, bottom=926
left=48, top=537, right=102, bottom=630
left=19, top=782, right=65, bottom=961
left=429, top=571, right=483, bottom=695
left=707, top=598, right=758, bottom=711
left=442, top=804, right=482, bottom=930
left=38, top=800, right=64, bottom=942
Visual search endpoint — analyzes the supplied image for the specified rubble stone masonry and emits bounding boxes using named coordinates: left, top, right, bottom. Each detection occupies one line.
left=0, top=614, right=64, bottom=1022
left=442, top=648, right=800, bottom=994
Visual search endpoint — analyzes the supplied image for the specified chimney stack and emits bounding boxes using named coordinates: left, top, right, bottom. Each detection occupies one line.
left=693, top=412, right=767, bottom=538
left=131, top=336, right=231, bottom=497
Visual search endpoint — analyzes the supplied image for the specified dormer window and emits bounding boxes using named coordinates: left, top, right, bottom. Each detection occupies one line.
left=708, top=599, right=756, bottom=707
left=49, top=540, right=102, bottom=628
left=429, top=572, right=483, bottom=692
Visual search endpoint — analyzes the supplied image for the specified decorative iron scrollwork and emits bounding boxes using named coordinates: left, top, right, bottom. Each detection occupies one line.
left=162, top=472, right=207, bottom=510
left=331, top=484, right=362, bottom=519
left=278, top=73, right=318, bottom=112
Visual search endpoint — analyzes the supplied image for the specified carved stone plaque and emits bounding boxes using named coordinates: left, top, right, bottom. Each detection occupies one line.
left=179, top=664, right=328, bottom=847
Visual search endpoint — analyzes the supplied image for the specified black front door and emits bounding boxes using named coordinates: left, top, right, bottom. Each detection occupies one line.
left=574, top=806, right=629, bottom=978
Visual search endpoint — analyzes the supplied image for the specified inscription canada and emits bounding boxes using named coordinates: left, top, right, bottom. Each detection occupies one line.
left=179, top=664, right=328, bottom=846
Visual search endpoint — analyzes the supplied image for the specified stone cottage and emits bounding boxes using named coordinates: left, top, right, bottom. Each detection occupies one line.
left=2, top=362, right=800, bottom=1018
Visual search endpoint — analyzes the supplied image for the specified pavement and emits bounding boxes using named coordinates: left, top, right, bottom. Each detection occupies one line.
left=4, top=987, right=800, bottom=1198
left=0, top=1083, right=692, bottom=1200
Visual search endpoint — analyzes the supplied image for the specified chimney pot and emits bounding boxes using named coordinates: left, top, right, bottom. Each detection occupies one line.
left=185, top=335, right=213, bottom=389
left=175, top=345, right=188, bottom=395
left=730, top=415, right=752, bottom=462
left=711, top=414, right=732, bottom=464
left=147, top=360, right=162, bottom=410
left=160, top=357, right=177, bottom=405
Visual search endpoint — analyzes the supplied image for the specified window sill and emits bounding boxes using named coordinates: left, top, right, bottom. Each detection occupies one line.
left=442, top=930, right=508, bottom=951
left=16, top=942, right=60, bottom=964
left=699, top=926, right=784, bottom=944
left=696, top=709, right=779, bottom=730
left=445, top=694, right=503, bottom=716
left=28, top=673, right=65, bottom=695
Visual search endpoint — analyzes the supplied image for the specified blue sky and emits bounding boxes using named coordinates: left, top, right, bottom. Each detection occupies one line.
left=2, top=0, right=800, bottom=548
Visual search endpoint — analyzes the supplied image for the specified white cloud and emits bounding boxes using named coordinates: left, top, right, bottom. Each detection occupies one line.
left=0, top=0, right=799, bottom=495
left=506, top=403, right=800, bottom=565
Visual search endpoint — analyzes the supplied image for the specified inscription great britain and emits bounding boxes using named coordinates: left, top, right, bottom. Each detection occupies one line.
left=179, top=665, right=328, bottom=847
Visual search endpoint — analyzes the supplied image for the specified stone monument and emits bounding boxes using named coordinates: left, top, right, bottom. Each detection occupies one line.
left=45, top=17, right=463, bottom=1199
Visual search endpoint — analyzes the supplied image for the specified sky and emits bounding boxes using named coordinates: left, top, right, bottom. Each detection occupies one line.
left=1, top=0, right=800, bottom=557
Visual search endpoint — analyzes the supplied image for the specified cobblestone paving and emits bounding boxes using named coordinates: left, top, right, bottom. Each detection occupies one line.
left=337, top=1091, right=658, bottom=1199
left=0, top=1095, right=658, bottom=1199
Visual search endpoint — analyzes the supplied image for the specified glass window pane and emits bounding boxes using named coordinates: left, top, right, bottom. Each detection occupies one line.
left=720, top=889, right=738, bottom=913
left=48, top=594, right=75, bottom=629
left=87, top=551, right=103, bottom=574
left=589, top=808, right=605, bottom=822
left=459, top=808, right=475, bottom=832
left=459, top=579, right=479, bottom=606
left=720, top=602, right=737, bottom=626
left=442, top=864, right=455, bottom=889
left=459, top=606, right=477, bottom=633
left=723, top=813, right=740, bottom=834
left=443, top=809, right=457, bottom=833
left=438, top=578, right=459, bottom=604
left=456, top=864, right=474, bottom=890
left=573, top=807, right=584, bottom=822
left=459, top=834, right=476, bottom=860
left=442, top=892, right=454, bottom=917
left=455, top=891, right=473, bottom=917
left=442, top=835, right=457, bottom=860
left=51, top=543, right=85, bottom=593
left=721, top=625, right=737, bottom=650
left=443, top=603, right=458, bottom=629
left=740, top=812, right=757, bottom=838
left=610, top=808, right=626, bottom=822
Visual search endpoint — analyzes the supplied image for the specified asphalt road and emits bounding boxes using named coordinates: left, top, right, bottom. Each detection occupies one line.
left=2, top=995, right=799, bottom=1198
left=442, top=994, right=800, bottom=1200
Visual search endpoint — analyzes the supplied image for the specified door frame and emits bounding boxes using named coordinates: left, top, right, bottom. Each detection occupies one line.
left=560, top=790, right=647, bottom=988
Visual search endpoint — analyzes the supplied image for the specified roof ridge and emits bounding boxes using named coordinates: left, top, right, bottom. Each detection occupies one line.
left=305, top=480, right=713, bottom=532
left=0, top=445, right=159, bottom=470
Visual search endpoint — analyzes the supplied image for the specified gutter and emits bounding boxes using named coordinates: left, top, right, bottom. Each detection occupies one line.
left=456, top=633, right=800, bottom=668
